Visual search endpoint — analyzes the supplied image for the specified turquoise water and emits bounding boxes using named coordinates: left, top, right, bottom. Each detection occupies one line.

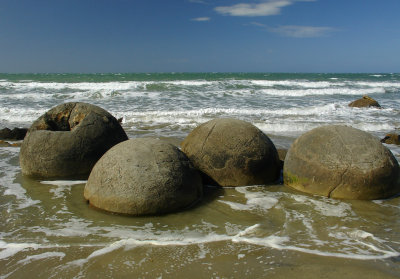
left=1, top=73, right=400, bottom=278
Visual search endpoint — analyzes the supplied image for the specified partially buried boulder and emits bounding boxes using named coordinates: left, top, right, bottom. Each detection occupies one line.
left=20, top=102, right=128, bottom=178
left=181, top=118, right=280, bottom=187
left=348, top=95, right=381, bottom=108
left=284, top=125, right=400, bottom=200
left=84, top=138, right=203, bottom=216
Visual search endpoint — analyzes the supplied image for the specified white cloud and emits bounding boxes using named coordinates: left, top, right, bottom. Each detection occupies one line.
left=250, top=22, right=335, bottom=38
left=269, top=25, right=335, bottom=38
left=214, top=0, right=315, bottom=17
left=188, top=0, right=208, bottom=4
left=191, top=17, right=211, bottom=21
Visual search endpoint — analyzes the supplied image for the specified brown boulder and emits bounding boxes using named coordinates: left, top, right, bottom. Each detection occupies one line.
left=381, top=133, right=400, bottom=145
left=348, top=95, right=381, bottom=108
left=181, top=118, right=280, bottom=187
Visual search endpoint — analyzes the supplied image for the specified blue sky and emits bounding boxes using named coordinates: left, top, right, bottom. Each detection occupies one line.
left=1, top=0, right=399, bottom=73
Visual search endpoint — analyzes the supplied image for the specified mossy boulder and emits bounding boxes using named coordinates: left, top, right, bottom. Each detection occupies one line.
left=20, top=102, right=128, bottom=178
left=283, top=125, right=400, bottom=200
left=84, top=138, right=203, bottom=216
left=181, top=118, right=280, bottom=187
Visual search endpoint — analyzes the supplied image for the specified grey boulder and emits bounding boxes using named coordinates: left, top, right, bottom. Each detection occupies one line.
left=20, top=102, right=128, bottom=178
left=84, top=138, right=203, bottom=215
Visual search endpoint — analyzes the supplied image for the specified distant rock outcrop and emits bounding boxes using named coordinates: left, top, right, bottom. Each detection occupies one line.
left=283, top=125, right=400, bottom=200
left=0, top=127, right=27, bottom=140
left=381, top=133, right=400, bottom=145
left=348, top=95, right=381, bottom=108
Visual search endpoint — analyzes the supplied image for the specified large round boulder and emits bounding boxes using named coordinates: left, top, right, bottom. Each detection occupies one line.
left=181, top=118, right=280, bottom=187
left=84, top=138, right=203, bottom=215
left=20, top=102, right=128, bottom=178
left=283, top=125, right=400, bottom=200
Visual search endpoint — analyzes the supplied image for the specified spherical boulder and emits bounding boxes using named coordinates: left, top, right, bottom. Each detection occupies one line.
left=20, top=102, right=128, bottom=178
left=283, top=125, right=400, bottom=200
left=181, top=118, right=280, bottom=187
left=84, top=138, right=203, bottom=215
left=348, top=95, right=381, bottom=108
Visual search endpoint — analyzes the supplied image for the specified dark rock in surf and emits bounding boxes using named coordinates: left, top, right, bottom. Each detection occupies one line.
left=283, top=125, right=400, bottom=200
left=381, top=133, right=400, bottom=145
left=181, top=118, right=280, bottom=187
left=348, top=95, right=381, bottom=108
left=20, top=102, right=128, bottom=178
left=84, top=138, right=203, bottom=216
left=0, top=127, right=28, bottom=140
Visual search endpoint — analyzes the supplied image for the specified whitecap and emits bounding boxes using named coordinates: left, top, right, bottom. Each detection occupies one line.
left=234, top=234, right=399, bottom=260
left=0, top=241, right=40, bottom=260
left=292, top=195, right=353, bottom=217
left=0, top=148, right=41, bottom=209
left=17, top=252, right=65, bottom=265
left=40, top=180, right=87, bottom=186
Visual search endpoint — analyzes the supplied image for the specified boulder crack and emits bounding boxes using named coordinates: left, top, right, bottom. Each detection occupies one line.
left=200, top=122, right=217, bottom=155
left=328, top=166, right=349, bottom=198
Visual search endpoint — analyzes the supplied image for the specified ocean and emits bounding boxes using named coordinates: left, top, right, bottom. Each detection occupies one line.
left=1, top=73, right=400, bottom=278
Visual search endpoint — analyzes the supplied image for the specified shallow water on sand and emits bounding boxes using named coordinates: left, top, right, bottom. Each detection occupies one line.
left=1, top=73, right=400, bottom=278
left=1, top=142, right=400, bottom=278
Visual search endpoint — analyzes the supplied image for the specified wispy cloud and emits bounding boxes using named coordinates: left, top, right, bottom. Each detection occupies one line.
left=188, top=0, right=208, bottom=4
left=214, top=0, right=314, bottom=17
left=191, top=17, right=211, bottom=22
left=270, top=25, right=335, bottom=38
left=251, top=22, right=335, bottom=38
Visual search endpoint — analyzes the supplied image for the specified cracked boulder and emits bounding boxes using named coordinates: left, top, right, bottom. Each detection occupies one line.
left=20, top=102, right=128, bottom=178
left=84, top=138, right=203, bottom=215
left=181, top=118, right=280, bottom=187
left=283, top=125, right=400, bottom=200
